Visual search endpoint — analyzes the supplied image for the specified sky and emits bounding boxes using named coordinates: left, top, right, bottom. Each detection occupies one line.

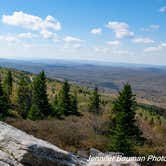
left=0, top=0, right=166, bottom=65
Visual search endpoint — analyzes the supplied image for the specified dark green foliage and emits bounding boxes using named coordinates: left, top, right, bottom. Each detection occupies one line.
left=52, top=95, right=62, bottom=118
left=109, top=111, right=133, bottom=154
left=31, top=71, right=51, bottom=118
left=70, top=93, right=80, bottom=116
left=53, top=81, right=79, bottom=117
left=27, top=104, right=43, bottom=120
left=101, top=100, right=108, bottom=107
left=109, top=83, right=144, bottom=155
left=157, top=116, right=162, bottom=125
left=17, top=77, right=32, bottom=119
left=57, top=80, right=71, bottom=116
left=0, top=79, right=10, bottom=117
left=149, top=117, right=154, bottom=125
left=138, top=103, right=166, bottom=118
left=89, top=86, right=100, bottom=114
left=3, top=70, right=13, bottom=99
left=139, top=112, right=143, bottom=117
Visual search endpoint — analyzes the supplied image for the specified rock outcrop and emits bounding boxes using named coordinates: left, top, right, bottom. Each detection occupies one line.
left=0, top=122, right=86, bottom=166
left=0, top=122, right=139, bottom=166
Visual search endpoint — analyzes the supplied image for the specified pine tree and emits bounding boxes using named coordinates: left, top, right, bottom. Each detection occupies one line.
left=57, top=80, right=71, bottom=116
left=109, top=83, right=144, bottom=155
left=70, top=92, right=80, bottom=116
left=89, top=86, right=100, bottom=114
left=0, top=79, right=10, bottom=117
left=109, top=111, right=133, bottom=154
left=53, top=82, right=80, bottom=117
left=31, top=71, right=51, bottom=119
left=27, top=104, right=42, bottom=120
left=17, top=77, right=32, bottom=119
left=3, top=70, right=13, bottom=99
left=52, top=95, right=63, bottom=118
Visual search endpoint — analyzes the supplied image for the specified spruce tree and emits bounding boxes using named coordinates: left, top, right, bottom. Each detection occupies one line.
left=70, top=92, right=80, bottom=116
left=31, top=71, right=51, bottom=119
left=53, top=82, right=79, bottom=117
left=27, top=104, right=42, bottom=120
left=109, top=111, right=133, bottom=154
left=0, top=79, right=10, bottom=117
left=57, top=80, right=71, bottom=116
left=17, top=77, right=32, bottom=119
left=89, top=86, right=100, bottom=114
left=3, top=70, right=13, bottom=99
left=109, top=83, right=144, bottom=155
left=52, top=95, right=63, bottom=118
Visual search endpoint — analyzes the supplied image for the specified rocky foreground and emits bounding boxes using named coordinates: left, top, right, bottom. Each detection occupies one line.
left=0, top=122, right=139, bottom=166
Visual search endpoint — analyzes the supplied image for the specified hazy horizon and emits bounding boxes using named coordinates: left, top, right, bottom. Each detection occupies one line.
left=1, top=57, right=166, bottom=68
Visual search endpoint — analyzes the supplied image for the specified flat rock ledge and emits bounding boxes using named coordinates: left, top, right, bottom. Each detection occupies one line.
left=0, top=122, right=139, bottom=166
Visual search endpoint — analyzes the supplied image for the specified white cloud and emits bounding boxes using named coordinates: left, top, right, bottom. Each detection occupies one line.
left=113, top=50, right=129, bottom=55
left=64, top=43, right=82, bottom=49
left=72, top=43, right=81, bottom=48
left=149, top=25, right=160, bottom=30
left=18, top=32, right=37, bottom=39
left=63, top=36, right=83, bottom=42
left=90, top=28, right=102, bottom=35
left=0, top=35, right=19, bottom=42
left=161, top=43, right=166, bottom=47
left=144, top=43, right=166, bottom=52
left=94, top=47, right=109, bottom=53
left=22, top=43, right=34, bottom=48
left=94, top=46, right=129, bottom=55
left=107, top=40, right=121, bottom=46
left=159, top=6, right=166, bottom=12
left=144, top=46, right=162, bottom=52
left=0, top=32, right=38, bottom=43
left=2, top=11, right=61, bottom=41
left=132, top=37, right=155, bottom=43
left=0, top=31, right=58, bottom=43
left=106, top=21, right=134, bottom=39
left=2, top=11, right=61, bottom=32
left=40, top=30, right=57, bottom=39
left=141, top=24, right=160, bottom=31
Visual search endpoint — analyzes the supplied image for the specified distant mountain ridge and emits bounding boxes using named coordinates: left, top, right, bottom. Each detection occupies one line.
left=1, top=58, right=166, bottom=108
left=1, top=58, right=166, bottom=69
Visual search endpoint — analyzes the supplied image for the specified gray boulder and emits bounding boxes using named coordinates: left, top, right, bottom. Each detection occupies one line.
left=0, top=122, right=140, bottom=166
left=0, top=122, right=86, bottom=166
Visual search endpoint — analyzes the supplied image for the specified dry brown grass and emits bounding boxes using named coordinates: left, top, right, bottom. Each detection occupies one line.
left=5, top=112, right=110, bottom=153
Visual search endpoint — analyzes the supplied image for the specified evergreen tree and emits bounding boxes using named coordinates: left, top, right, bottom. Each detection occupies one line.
left=3, top=70, right=13, bottom=99
left=109, top=83, right=144, bottom=155
left=70, top=92, right=80, bottom=116
left=31, top=71, right=51, bottom=118
left=53, top=82, right=80, bottom=117
left=88, top=86, right=100, bottom=114
left=109, top=111, right=134, bottom=154
left=52, top=95, right=63, bottom=118
left=17, top=77, right=32, bottom=119
left=0, top=79, right=10, bottom=117
left=57, top=80, right=71, bottom=116
left=27, top=104, right=42, bottom=120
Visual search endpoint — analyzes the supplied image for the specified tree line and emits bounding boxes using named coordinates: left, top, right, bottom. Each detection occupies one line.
left=0, top=70, right=101, bottom=120
left=0, top=69, right=144, bottom=155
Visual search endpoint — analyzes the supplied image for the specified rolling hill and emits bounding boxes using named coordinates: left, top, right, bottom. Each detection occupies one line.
left=1, top=58, right=166, bottom=108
